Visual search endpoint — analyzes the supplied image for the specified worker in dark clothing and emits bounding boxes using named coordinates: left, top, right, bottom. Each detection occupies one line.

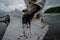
left=22, top=0, right=42, bottom=38
left=5, top=15, right=10, bottom=25
left=22, top=4, right=41, bottom=26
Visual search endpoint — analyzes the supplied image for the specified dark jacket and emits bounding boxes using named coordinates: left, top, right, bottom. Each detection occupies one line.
left=22, top=4, right=41, bottom=24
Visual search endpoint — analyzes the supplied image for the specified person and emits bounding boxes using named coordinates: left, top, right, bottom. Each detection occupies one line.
left=5, top=15, right=10, bottom=25
left=22, top=0, right=42, bottom=38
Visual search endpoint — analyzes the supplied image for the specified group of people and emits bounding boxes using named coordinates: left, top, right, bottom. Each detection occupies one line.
left=0, top=15, right=10, bottom=25
left=21, top=0, right=46, bottom=39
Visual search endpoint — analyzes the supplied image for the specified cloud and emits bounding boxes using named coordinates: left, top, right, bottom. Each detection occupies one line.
left=46, top=0, right=60, bottom=6
left=0, top=0, right=60, bottom=12
left=0, top=3, right=11, bottom=11
left=0, top=0, right=26, bottom=12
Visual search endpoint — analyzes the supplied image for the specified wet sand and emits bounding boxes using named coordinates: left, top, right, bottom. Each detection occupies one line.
left=43, top=15, right=60, bottom=40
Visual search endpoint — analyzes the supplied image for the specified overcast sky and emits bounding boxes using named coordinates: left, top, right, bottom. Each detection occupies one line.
left=42, top=0, right=60, bottom=12
left=0, top=0, right=60, bottom=12
left=0, top=0, right=26, bottom=12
